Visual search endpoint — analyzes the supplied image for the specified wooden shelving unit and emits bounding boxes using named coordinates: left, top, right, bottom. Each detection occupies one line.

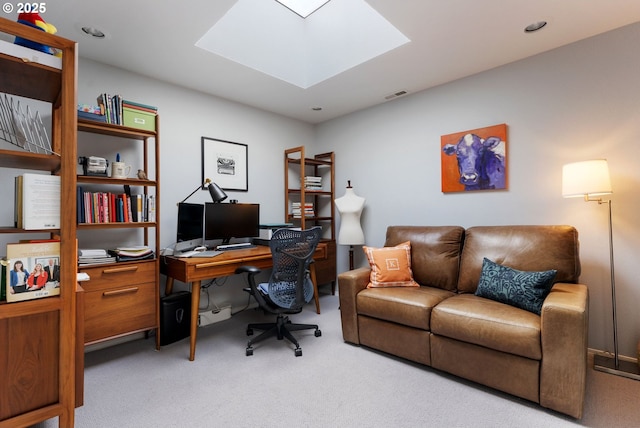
left=284, top=146, right=337, bottom=291
left=76, top=117, right=161, bottom=349
left=0, top=17, right=79, bottom=427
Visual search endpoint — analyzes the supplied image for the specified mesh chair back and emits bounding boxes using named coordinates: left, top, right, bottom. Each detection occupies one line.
left=267, top=226, right=322, bottom=309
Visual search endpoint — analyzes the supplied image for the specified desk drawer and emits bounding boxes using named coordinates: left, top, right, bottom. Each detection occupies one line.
left=79, top=260, right=157, bottom=291
left=84, top=280, right=157, bottom=344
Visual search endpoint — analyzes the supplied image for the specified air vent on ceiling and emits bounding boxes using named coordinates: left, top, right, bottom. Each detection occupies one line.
left=385, top=90, right=408, bottom=100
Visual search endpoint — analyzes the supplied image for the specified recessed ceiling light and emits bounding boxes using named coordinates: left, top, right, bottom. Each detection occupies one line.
left=276, top=0, right=331, bottom=18
left=311, top=107, right=323, bottom=111
left=81, top=26, right=106, bottom=38
left=524, top=21, right=547, bottom=33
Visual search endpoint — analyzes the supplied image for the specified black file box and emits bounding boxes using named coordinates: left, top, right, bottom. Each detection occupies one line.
left=160, top=291, right=191, bottom=346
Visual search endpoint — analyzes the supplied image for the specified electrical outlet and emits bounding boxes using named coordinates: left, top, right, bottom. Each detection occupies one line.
left=198, top=305, right=231, bottom=327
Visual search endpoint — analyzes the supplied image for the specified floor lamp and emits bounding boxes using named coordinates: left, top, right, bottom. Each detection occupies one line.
left=562, top=159, right=639, bottom=380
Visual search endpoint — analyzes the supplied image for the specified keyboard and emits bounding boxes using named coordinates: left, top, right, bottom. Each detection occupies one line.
left=175, top=249, right=223, bottom=258
left=190, top=250, right=223, bottom=258
left=175, top=250, right=201, bottom=258
left=216, top=243, right=255, bottom=251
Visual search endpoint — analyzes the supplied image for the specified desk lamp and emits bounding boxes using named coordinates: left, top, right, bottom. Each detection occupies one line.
left=562, top=159, right=639, bottom=380
left=179, top=178, right=228, bottom=204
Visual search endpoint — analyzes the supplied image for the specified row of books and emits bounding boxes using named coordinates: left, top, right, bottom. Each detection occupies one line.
left=77, top=187, right=156, bottom=224
left=291, top=202, right=315, bottom=218
left=78, top=94, right=158, bottom=124
left=78, top=246, right=154, bottom=265
left=304, top=176, right=323, bottom=190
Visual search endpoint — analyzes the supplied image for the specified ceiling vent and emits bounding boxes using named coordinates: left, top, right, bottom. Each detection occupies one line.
left=384, top=90, right=408, bottom=100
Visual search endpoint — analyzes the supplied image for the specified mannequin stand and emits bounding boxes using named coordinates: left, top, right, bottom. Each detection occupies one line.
left=349, top=245, right=355, bottom=271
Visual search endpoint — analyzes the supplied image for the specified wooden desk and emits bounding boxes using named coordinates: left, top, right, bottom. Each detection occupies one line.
left=160, top=244, right=326, bottom=361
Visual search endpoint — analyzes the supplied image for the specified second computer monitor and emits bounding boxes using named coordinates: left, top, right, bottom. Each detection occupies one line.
left=204, top=203, right=259, bottom=245
left=176, top=202, right=204, bottom=252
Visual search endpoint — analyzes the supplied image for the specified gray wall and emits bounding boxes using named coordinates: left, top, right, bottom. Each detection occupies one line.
left=6, top=22, right=634, bottom=357
left=319, top=22, right=640, bottom=358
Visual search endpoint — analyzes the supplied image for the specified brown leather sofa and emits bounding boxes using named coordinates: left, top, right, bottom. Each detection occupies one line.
left=338, top=225, right=589, bottom=418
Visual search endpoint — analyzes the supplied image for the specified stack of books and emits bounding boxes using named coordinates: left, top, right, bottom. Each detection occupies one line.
left=78, top=248, right=116, bottom=266
left=108, top=246, right=155, bottom=262
left=95, top=94, right=158, bottom=125
left=122, top=99, right=157, bottom=116
left=291, top=202, right=315, bottom=218
left=304, top=176, right=322, bottom=190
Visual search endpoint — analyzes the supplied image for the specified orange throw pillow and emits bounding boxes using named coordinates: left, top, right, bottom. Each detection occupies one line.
left=363, top=241, right=418, bottom=288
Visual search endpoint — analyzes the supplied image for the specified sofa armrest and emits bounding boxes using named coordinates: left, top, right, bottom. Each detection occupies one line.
left=540, top=282, right=589, bottom=419
left=338, top=267, right=371, bottom=344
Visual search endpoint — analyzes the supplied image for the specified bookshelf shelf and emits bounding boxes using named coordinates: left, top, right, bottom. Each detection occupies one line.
left=0, top=148, right=60, bottom=171
left=0, top=295, right=62, bottom=318
left=77, top=222, right=155, bottom=229
left=0, top=52, right=61, bottom=103
left=77, top=176, right=157, bottom=186
left=78, top=118, right=156, bottom=140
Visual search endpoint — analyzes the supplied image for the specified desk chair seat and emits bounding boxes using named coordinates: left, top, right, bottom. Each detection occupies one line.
left=236, top=227, right=322, bottom=357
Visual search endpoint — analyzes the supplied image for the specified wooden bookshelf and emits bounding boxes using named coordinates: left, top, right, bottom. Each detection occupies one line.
left=0, top=17, right=79, bottom=427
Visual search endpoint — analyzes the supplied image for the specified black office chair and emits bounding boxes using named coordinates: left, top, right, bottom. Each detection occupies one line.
left=236, top=226, right=322, bottom=357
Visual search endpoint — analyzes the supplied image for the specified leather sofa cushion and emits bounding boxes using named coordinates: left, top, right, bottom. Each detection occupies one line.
left=457, top=225, right=581, bottom=294
left=357, top=286, right=455, bottom=330
left=385, top=226, right=464, bottom=291
left=431, top=294, right=542, bottom=360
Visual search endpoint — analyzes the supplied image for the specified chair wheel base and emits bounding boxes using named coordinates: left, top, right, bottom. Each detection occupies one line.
left=295, top=348, right=302, bottom=357
left=246, top=328, right=253, bottom=336
left=315, top=329, right=322, bottom=337
left=246, top=347, right=254, bottom=356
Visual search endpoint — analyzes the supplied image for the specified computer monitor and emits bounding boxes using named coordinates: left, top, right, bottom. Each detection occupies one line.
left=204, top=203, right=260, bottom=245
left=175, top=203, right=204, bottom=252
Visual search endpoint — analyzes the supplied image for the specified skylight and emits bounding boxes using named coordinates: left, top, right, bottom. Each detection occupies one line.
left=276, top=0, right=331, bottom=18
left=195, top=0, right=410, bottom=89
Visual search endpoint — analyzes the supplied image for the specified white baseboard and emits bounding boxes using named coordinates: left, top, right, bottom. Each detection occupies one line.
left=588, top=347, right=638, bottom=364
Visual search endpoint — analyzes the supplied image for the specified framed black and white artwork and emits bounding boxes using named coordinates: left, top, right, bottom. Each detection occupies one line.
left=201, top=137, right=248, bottom=191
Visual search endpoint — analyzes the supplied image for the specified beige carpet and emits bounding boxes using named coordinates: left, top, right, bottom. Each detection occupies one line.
left=35, top=292, right=640, bottom=427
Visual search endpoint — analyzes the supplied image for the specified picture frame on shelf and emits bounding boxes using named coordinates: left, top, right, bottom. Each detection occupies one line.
left=5, top=241, right=61, bottom=303
left=201, top=137, right=248, bottom=191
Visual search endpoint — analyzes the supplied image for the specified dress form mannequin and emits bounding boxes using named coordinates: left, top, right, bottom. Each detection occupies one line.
left=335, top=181, right=365, bottom=270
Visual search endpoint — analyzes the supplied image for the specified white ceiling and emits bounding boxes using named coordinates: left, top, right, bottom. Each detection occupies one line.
left=16, top=0, right=640, bottom=124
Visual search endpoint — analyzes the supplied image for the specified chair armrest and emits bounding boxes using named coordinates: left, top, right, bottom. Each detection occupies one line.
left=539, top=282, right=589, bottom=419
left=337, top=267, right=371, bottom=344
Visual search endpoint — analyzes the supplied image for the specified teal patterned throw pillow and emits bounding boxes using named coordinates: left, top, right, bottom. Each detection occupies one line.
left=475, top=258, right=557, bottom=315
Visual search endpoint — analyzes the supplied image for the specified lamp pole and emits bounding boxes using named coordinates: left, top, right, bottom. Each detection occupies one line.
left=593, top=198, right=640, bottom=380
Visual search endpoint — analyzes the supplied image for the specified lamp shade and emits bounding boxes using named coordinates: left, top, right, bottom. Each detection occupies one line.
left=562, top=159, right=612, bottom=198
left=205, top=179, right=228, bottom=203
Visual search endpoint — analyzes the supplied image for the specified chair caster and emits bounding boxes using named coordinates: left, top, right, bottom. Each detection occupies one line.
left=246, top=347, right=254, bottom=356
left=315, top=329, right=322, bottom=337
left=295, top=348, right=302, bottom=357
left=246, top=328, right=253, bottom=336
